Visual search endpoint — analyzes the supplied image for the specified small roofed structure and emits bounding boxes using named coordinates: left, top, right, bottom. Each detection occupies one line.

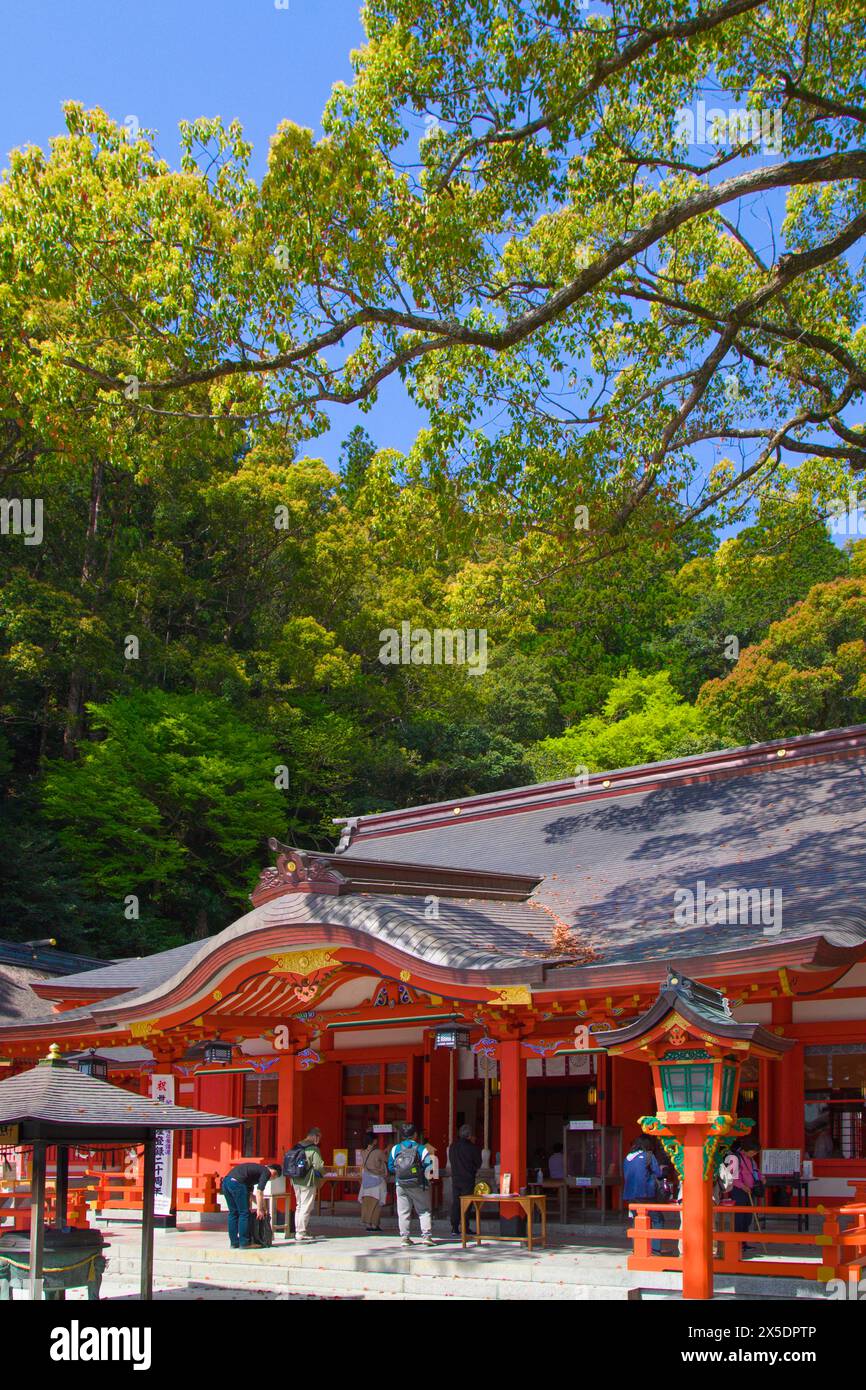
left=0, top=1044, right=241, bottom=1300
left=595, top=967, right=796, bottom=1061
left=596, top=970, right=792, bottom=1300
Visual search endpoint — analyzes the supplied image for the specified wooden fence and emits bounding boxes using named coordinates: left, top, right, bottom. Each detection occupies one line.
left=628, top=1200, right=866, bottom=1284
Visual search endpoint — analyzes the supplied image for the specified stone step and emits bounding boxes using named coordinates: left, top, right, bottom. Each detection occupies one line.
left=138, top=1237, right=631, bottom=1267
left=112, top=1245, right=638, bottom=1287
left=109, top=1251, right=639, bottom=1300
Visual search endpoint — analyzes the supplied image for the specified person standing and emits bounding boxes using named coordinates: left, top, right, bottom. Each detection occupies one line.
left=622, top=1136, right=665, bottom=1255
left=221, top=1160, right=281, bottom=1250
left=388, top=1122, right=434, bottom=1247
left=285, top=1126, right=325, bottom=1243
left=726, top=1139, right=760, bottom=1249
left=358, top=1131, right=388, bottom=1233
left=447, top=1124, right=481, bottom=1237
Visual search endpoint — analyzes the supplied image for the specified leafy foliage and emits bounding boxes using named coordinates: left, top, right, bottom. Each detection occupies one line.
left=1, top=3, right=863, bottom=955
left=699, top=577, right=866, bottom=743
left=529, top=671, right=715, bottom=779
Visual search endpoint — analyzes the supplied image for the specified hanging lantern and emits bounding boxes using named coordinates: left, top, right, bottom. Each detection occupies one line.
left=741, top=1086, right=756, bottom=1103
left=433, top=1025, right=470, bottom=1051
left=587, top=1084, right=598, bottom=1106
left=76, top=1050, right=110, bottom=1081
left=202, top=1039, right=233, bottom=1065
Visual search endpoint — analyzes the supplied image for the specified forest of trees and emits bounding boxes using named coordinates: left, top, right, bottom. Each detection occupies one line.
left=1, top=0, right=865, bottom=956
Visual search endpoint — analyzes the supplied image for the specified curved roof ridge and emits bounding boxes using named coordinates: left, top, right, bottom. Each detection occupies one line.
left=335, top=723, right=866, bottom=850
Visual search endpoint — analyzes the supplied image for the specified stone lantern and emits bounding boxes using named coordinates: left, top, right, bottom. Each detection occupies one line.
left=596, top=969, right=793, bottom=1300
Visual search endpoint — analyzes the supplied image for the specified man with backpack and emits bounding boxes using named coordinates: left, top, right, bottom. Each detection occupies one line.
left=388, top=1122, right=435, bottom=1247
left=284, top=1126, right=325, bottom=1243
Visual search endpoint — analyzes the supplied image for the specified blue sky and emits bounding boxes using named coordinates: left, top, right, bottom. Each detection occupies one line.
left=0, top=0, right=424, bottom=468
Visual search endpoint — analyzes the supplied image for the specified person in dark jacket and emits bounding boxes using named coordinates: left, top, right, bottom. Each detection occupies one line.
left=447, top=1124, right=482, bottom=1237
left=221, top=1161, right=281, bottom=1249
left=623, top=1137, right=665, bottom=1255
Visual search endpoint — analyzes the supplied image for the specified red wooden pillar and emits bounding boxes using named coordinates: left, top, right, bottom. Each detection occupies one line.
left=775, top=1043, right=804, bottom=1151
left=499, top=1038, right=527, bottom=1226
left=681, top=1124, right=714, bottom=1300
left=196, top=1071, right=242, bottom=1173
left=423, top=1043, right=452, bottom=1154
left=769, top=1000, right=803, bottom=1151
left=277, top=1052, right=303, bottom=1156
left=758, top=1059, right=771, bottom=1150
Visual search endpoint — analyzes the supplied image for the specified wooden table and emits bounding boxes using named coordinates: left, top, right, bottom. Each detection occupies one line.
left=527, top=1179, right=566, bottom=1222
left=460, top=1193, right=547, bottom=1250
left=317, top=1169, right=362, bottom=1215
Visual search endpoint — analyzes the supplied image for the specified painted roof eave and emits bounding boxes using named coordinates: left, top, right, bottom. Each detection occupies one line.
left=2, top=912, right=866, bottom=1047
left=544, top=932, right=866, bottom=992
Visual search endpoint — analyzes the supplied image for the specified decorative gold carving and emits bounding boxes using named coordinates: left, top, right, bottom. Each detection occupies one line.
left=487, top=985, right=532, bottom=1006
left=399, top=970, right=411, bottom=982
left=269, top=949, right=339, bottom=976
left=129, top=1019, right=159, bottom=1039
left=212, top=990, right=223, bottom=1001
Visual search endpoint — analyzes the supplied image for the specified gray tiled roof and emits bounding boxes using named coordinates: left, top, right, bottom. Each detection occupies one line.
left=0, top=1056, right=240, bottom=1130
left=44, top=940, right=203, bottom=995
left=261, top=893, right=560, bottom=969
left=0, top=941, right=105, bottom=974
left=5, top=739, right=865, bottom=1035
left=0, top=966, right=59, bottom=1021
left=341, top=754, right=866, bottom=965
left=0, top=893, right=562, bottom=1033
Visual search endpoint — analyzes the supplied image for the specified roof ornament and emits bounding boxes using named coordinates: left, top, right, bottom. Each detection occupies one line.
left=332, top=817, right=360, bottom=853
left=665, top=969, right=732, bottom=1018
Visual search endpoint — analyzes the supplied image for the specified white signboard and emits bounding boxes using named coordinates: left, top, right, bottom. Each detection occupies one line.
left=150, top=1073, right=175, bottom=1216
left=760, top=1148, right=801, bottom=1176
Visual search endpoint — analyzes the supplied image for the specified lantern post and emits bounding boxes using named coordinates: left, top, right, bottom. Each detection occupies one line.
left=596, top=970, right=793, bottom=1300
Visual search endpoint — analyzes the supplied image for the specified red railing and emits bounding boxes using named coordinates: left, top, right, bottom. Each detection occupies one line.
left=628, top=1200, right=866, bottom=1283
left=86, top=1170, right=221, bottom=1213
left=0, top=1184, right=92, bottom=1231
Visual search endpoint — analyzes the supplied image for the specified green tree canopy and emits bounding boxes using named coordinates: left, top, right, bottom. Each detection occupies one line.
left=42, top=691, right=286, bottom=936
left=699, top=576, right=866, bottom=742
left=529, top=670, right=715, bottom=779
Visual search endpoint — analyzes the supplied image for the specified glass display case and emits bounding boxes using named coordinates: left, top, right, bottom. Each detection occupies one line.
left=562, top=1123, right=623, bottom=1221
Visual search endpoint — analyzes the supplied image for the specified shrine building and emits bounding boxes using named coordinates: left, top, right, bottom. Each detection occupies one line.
left=1, top=723, right=865, bottom=1215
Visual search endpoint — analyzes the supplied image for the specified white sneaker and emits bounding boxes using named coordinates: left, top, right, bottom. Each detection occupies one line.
left=400, top=1235, right=414, bottom=1246
left=295, top=1234, right=314, bottom=1243
left=421, top=1235, right=435, bottom=1246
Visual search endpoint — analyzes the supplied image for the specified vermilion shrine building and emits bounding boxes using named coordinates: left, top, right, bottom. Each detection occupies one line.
left=2, top=724, right=866, bottom=1213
